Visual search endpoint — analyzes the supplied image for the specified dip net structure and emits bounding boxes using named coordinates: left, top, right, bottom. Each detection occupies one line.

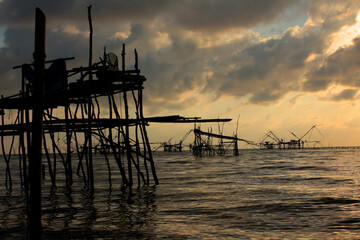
left=0, top=7, right=232, bottom=193
left=0, top=44, right=160, bottom=190
left=0, top=7, right=234, bottom=237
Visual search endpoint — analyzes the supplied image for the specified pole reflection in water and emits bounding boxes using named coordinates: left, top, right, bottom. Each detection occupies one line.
left=0, top=153, right=158, bottom=239
left=41, top=184, right=158, bottom=238
left=40, top=160, right=158, bottom=239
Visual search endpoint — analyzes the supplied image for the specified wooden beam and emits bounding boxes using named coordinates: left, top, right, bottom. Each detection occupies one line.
left=29, top=7, right=46, bottom=239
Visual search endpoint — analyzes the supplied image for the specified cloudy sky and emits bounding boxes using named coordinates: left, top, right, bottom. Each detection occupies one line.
left=0, top=0, right=360, bottom=147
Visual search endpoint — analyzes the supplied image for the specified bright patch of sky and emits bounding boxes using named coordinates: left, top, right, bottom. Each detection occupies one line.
left=327, top=12, right=360, bottom=55
left=253, top=4, right=308, bottom=37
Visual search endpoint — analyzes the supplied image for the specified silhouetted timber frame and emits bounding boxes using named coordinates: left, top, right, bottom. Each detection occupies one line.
left=0, top=7, right=233, bottom=191
left=155, top=126, right=256, bottom=156
left=0, top=7, right=233, bottom=237
left=190, top=126, right=257, bottom=156
left=0, top=7, right=161, bottom=192
left=259, top=126, right=322, bottom=150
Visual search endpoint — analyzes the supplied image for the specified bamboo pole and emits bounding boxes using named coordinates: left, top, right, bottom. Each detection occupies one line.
left=46, top=110, right=69, bottom=185
left=6, top=125, right=16, bottom=190
left=138, top=86, right=158, bottom=185
left=87, top=5, right=94, bottom=190
left=107, top=94, right=113, bottom=186
left=134, top=49, right=149, bottom=185
left=75, top=102, right=88, bottom=186
left=20, top=69, right=27, bottom=187
left=1, top=109, right=12, bottom=191
left=234, top=138, right=239, bottom=156
left=93, top=96, right=113, bottom=187
left=65, top=105, right=73, bottom=185
left=110, top=94, right=129, bottom=186
left=18, top=134, right=23, bottom=186
left=42, top=131, right=55, bottom=185
left=122, top=44, right=133, bottom=187
left=25, top=84, right=31, bottom=188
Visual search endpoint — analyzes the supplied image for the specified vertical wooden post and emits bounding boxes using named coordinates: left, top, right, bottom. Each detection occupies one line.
left=107, top=94, right=113, bottom=182
left=42, top=131, right=55, bottom=185
left=29, top=7, right=46, bottom=239
left=1, top=105, right=12, bottom=190
left=134, top=48, right=156, bottom=185
left=122, top=44, right=133, bottom=187
left=138, top=79, right=158, bottom=184
left=20, top=68, right=27, bottom=187
left=234, top=138, right=239, bottom=156
left=134, top=49, right=141, bottom=187
left=87, top=5, right=94, bottom=190
left=121, top=43, right=125, bottom=72
left=65, top=105, right=72, bottom=185
left=25, top=83, right=31, bottom=192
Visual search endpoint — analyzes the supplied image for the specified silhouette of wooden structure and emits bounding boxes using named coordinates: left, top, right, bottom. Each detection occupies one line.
left=155, top=129, right=193, bottom=152
left=160, top=139, right=183, bottom=152
left=259, top=125, right=322, bottom=149
left=0, top=6, right=236, bottom=237
left=1, top=43, right=161, bottom=190
left=0, top=7, right=236, bottom=192
left=191, top=126, right=256, bottom=156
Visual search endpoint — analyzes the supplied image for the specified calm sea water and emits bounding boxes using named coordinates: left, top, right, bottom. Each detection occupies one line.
left=1, top=148, right=360, bottom=239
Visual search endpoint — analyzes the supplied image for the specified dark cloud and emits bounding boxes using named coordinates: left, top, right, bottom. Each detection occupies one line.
left=0, top=27, right=34, bottom=93
left=329, top=89, right=358, bottom=101
left=142, top=48, right=206, bottom=102
left=249, top=91, right=283, bottom=104
left=91, top=1, right=171, bottom=22
left=302, top=78, right=331, bottom=92
left=203, top=25, right=326, bottom=102
left=46, top=29, right=89, bottom=61
left=0, top=0, right=298, bottom=31
left=0, top=0, right=359, bottom=109
left=0, top=0, right=80, bottom=26
left=304, top=37, right=360, bottom=91
left=166, top=0, right=300, bottom=32
left=0, top=25, right=90, bottom=92
left=0, top=0, right=167, bottom=26
left=201, top=1, right=360, bottom=104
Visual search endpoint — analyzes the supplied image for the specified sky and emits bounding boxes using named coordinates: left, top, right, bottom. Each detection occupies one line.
left=0, top=0, right=359, bottom=147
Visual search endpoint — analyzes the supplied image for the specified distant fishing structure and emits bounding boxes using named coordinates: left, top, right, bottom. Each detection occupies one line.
left=157, top=124, right=326, bottom=154
left=155, top=129, right=193, bottom=152
left=191, top=126, right=255, bottom=156
left=259, top=125, right=323, bottom=149
left=155, top=119, right=257, bottom=156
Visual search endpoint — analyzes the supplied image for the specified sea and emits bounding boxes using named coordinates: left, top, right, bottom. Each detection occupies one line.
left=1, top=148, right=360, bottom=239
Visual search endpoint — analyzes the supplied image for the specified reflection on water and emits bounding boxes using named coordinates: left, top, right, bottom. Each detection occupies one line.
left=1, top=149, right=360, bottom=239
left=41, top=185, right=158, bottom=239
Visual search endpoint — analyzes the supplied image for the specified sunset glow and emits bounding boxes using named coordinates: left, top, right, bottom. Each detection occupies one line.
left=0, top=0, right=359, bottom=147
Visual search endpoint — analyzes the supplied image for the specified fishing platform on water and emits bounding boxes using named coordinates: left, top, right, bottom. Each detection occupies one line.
left=157, top=124, right=326, bottom=154
left=259, top=125, right=322, bottom=149
left=0, top=7, right=231, bottom=193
